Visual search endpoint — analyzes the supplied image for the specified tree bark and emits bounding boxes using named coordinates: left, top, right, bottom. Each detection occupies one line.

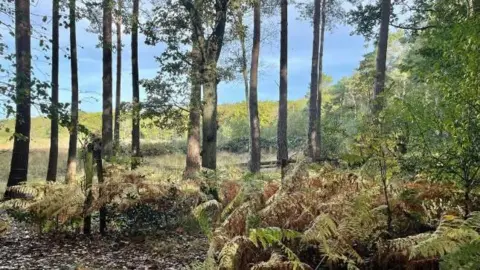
left=277, top=0, right=288, bottom=163
left=102, top=0, right=113, bottom=158
left=66, top=0, right=79, bottom=184
left=113, top=0, right=122, bottom=154
left=181, top=0, right=228, bottom=170
left=131, top=0, right=140, bottom=169
left=83, top=143, right=93, bottom=234
left=315, top=0, right=326, bottom=160
left=184, top=42, right=202, bottom=179
left=234, top=11, right=249, bottom=104
left=233, top=9, right=250, bottom=154
left=46, top=0, right=60, bottom=182
left=93, top=138, right=106, bottom=235
left=5, top=0, right=31, bottom=196
left=372, top=0, right=391, bottom=113
left=308, top=0, right=321, bottom=160
left=202, top=74, right=218, bottom=170
left=248, top=0, right=261, bottom=173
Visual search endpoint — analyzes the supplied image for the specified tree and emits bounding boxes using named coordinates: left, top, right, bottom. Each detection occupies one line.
left=180, top=0, right=230, bottom=170
left=5, top=0, right=32, bottom=197
left=102, top=0, right=113, bottom=158
left=46, top=0, right=60, bottom=182
left=249, top=0, right=261, bottom=173
left=372, top=0, right=391, bottom=113
left=315, top=0, right=326, bottom=160
left=307, top=0, right=320, bottom=160
left=113, top=0, right=122, bottom=154
left=184, top=42, right=202, bottom=178
left=277, top=0, right=288, bottom=164
left=131, top=0, right=140, bottom=169
left=66, top=0, right=79, bottom=184
left=233, top=8, right=249, bottom=104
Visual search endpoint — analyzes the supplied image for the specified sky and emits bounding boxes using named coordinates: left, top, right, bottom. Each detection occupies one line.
left=0, top=0, right=369, bottom=115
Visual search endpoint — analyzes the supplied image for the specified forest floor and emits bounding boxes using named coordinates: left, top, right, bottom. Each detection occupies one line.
left=0, top=212, right=208, bottom=270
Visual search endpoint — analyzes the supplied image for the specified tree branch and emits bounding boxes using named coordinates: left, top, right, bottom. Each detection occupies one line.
left=390, top=23, right=437, bottom=31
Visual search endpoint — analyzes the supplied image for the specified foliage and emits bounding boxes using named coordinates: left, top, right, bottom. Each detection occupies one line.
left=249, top=227, right=304, bottom=269
left=0, top=164, right=206, bottom=233
left=385, top=212, right=480, bottom=264
left=440, top=238, right=480, bottom=270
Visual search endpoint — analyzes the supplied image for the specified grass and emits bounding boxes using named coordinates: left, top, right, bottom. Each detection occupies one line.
left=0, top=148, right=71, bottom=195
left=0, top=143, right=279, bottom=195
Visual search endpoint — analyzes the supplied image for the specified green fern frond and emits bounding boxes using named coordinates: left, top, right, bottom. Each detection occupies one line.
left=303, top=214, right=337, bottom=243
left=386, top=212, right=480, bottom=262
left=440, top=237, right=480, bottom=270
left=303, top=214, right=363, bottom=267
left=193, top=199, right=222, bottom=239
left=249, top=227, right=304, bottom=269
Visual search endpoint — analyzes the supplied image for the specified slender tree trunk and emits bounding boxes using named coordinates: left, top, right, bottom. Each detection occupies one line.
left=315, top=0, right=326, bottom=160
left=249, top=0, right=261, bottom=173
left=202, top=73, right=218, bottom=170
left=46, top=0, right=60, bottom=182
left=83, top=143, right=93, bottom=234
left=372, top=0, right=391, bottom=113
left=239, top=16, right=250, bottom=154
left=93, top=138, right=106, bottom=235
left=277, top=0, right=288, bottom=164
left=184, top=42, right=202, bottom=179
left=235, top=12, right=249, bottom=104
left=102, top=0, right=113, bottom=158
left=233, top=10, right=250, bottom=153
left=113, top=0, right=122, bottom=154
left=308, top=0, right=321, bottom=160
left=131, top=0, right=140, bottom=169
left=5, top=0, right=31, bottom=197
left=66, top=0, right=79, bottom=184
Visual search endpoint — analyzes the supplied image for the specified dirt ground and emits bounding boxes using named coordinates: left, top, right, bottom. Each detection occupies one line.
left=0, top=213, right=208, bottom=270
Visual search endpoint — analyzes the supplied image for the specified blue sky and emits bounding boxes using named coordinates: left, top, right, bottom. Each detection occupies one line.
left=1, top=0, right=369, bottom=114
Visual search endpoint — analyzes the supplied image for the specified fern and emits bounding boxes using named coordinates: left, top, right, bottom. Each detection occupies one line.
left=303, top=214, right=363, bottom=269
left=192, top=199, right=222, bottom=239
left=249, top=227, right=305, bottom=270
left=440, top=237, right=480, bottom=270
left=386, top=212, right=480, bottom=262
left=1, top=181, right=86, bottom=227
left=221, top=188, right=245, bottom=221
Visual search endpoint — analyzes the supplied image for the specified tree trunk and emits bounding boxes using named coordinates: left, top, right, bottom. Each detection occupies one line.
left=66, top=0, right=79, bottom=184
left=372, top=0, right=391, bottom=113
left=184, top=43, right=202, bottom=179
left=233, top=9, right=250, bottom=154
left=235, top=12, right=249, bottom=104
left=277, top=0, right=288, bottom=164
left=183, top=0, right=228, bottom=171
left=5, top=0, right=31, bottom=197
left=83, top=143, right=93, bottom=234
left=248, top=0, right=261, bottom=173
left=113, top=0, right=122, bottom=154
left=46, top=0, right=60, bottom=182
left=308, top=0, right=321, bottom=160
left=202, top=74, right=218, bottom=170
left=315, top=0, right=326, bottom=161
left=102, top=0, right=113, bottom=158
left=93, top=138, right=106, bottom=235
left=131, top=0, right=140, bottom=169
